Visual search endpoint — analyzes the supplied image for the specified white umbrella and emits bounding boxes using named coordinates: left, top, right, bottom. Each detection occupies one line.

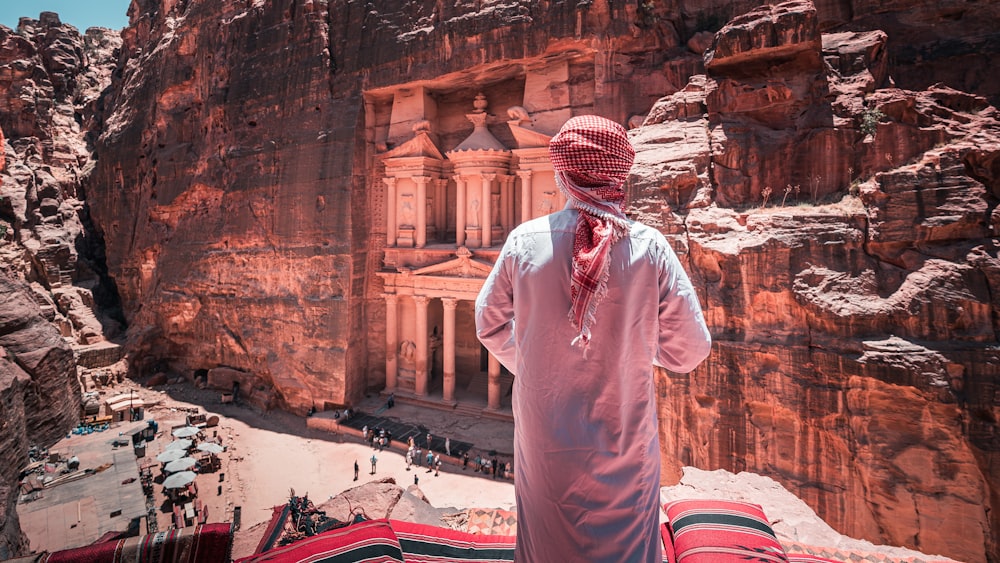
left=162, top=470, right=197, bottom=489
left=172, top=426, right=200, bottom=438
left=197, top=442, right=224, bottom=454
left=163, top=457, right=197, bottom=474
left=156, top=449, right=187, bottom=463
left=165, top=439, right=192, bottom=451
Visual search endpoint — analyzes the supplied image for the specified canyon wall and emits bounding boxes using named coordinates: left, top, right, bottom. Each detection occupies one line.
left=10, top=0, right=989, bottom=561
left=0, top=15, right=121, bottom=559
left=636, top=4, right=1000, bottom=562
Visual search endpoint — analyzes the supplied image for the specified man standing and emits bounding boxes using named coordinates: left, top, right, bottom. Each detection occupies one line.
left=353, top=460, right=359, bottom=481
left=370, top=454, right=377, bottom=475
left=475, top=115, right=711, bottom=562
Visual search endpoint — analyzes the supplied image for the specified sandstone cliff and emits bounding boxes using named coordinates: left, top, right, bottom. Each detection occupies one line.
left=633, top=4, right=1000, bottom=562
left=45, top=0, right=1000, bottom=561
left=0, top=14, right=120, bottom=560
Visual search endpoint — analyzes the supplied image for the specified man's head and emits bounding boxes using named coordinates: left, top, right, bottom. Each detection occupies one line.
left=548, top=115, right=635, bottom=191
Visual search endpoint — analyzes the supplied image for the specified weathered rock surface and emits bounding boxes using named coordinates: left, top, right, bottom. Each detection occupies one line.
left=0, top=271, right=81, bottom=560
left=0, top=15, right=124, bottom=346
left=637, top=3, right=1000, bottom=562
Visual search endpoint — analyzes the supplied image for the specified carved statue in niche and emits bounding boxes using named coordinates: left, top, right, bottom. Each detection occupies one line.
left=399, top=193, right=415, bottom=227
left=426, top=196, right=435, bottom=230
left=398, top=339, right=416, bottom=372
left=470, top=198, right=480, bottom=227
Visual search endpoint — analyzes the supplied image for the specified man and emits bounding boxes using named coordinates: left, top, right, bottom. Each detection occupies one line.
left=370, top=454, right=377, bottom=475
left=475, top=115, right=712, bottom=562
left=353, top=460, right=359, bottom=481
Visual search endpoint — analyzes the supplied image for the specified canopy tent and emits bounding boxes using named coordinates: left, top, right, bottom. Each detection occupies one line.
left=172, top=426, right=201, bottom=438
left=163, top=470, right=197, bottom=489
left=164, top=457, right=197, bottom=474
left=165, top=439, right=193, bottom=451
left=197, top=442, right=224, bottom=454
left=156, top=449, right=187, bottom=463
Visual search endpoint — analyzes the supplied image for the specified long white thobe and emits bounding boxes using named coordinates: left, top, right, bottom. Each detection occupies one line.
left=475, top=207, right=712, bottom=562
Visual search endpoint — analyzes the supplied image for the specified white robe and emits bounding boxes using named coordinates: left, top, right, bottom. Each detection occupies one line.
left=475, top=207, right=712, bottom=563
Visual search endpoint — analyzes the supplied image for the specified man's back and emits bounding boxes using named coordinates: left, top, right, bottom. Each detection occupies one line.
left=477, top=208, right=710, bottom=562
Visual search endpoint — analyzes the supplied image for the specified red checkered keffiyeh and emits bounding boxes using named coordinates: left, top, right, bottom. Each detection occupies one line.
left=548, top=115, right=635, bottom=351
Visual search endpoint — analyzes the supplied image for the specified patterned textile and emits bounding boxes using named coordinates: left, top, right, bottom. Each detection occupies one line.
left=786, top=555, right=843, bottom=562
left=390, top=520, right=515, bottom=562
left=464, top=509, right=517, bottom=536
left=664, top=500, right=789, bottom=563
left=234, top=519, right=404, bottom=563
left=42, top=523, right=233, bottom=563
left=548, top=115, right=635, bottom=351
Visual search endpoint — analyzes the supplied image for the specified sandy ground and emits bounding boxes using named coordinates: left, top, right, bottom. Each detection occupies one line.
left=18, top=375, right=516, bottom=556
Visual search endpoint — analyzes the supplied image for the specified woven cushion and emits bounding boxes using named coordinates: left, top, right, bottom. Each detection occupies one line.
left=390, top=520, right=515, bottom=562
left=664, top=500, right=788, bottom=563
left=235, top=519, right=404, bottom=563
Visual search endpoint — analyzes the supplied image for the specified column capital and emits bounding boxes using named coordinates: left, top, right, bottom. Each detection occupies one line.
left=383, top=293, right=399, bottom=304
left=441, top=297, right=458, bottom=310
left=516, top=169, right=533, bottom=180
left=413, top=294, right=430, bottom=305
left=412, top=175, right=432, bottom=186
left=481, top=172, right=497, bottom=182
left=383, top=176, right=397, bottom=188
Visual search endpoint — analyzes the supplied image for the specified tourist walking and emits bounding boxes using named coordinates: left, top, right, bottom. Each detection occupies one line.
left=475, top=115, right=712, bottom=562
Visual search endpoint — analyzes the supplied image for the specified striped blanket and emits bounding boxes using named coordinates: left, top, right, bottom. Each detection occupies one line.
left=40, top=523, right=233, bottom=563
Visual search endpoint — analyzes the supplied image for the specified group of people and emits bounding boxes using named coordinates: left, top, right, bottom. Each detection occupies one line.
left=353, top=426, right=512, bottom=482
left=361, top=425, right=391, bottom=451
left=405, top=445, right=442, bottom=476
left=461, top=452, right=511, bottom=480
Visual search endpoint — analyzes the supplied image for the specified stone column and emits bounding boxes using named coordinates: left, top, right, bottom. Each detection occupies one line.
left=384, top=176, right=397, bottom=247
left=435, top=178, right=448, bottom=242
left=517, top=170, right=532, bottom=224
left=481, top=173, right=495, bottom=247
left=456, top=176, right=467, bottom=247
left=384, top=294, right=399, bottom=391
left=441, top=297, right=457, bottom=403
left=487, top=353, right=501, bottom=410
left=414, top=175, right=430, bottom=248
left=501, top=174, right=514, bottom=234
left=414, top=295, right=430, bottom=397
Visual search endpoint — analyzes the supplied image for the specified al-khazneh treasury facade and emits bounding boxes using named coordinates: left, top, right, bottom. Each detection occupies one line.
left=369, top=84, right=576, bottom=416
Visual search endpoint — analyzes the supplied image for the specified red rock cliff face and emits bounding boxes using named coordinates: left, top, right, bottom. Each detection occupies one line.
left=85, top=0, right=998, bottom=561
left=630, top=3, right=1000, bottom=562
left=0, top=15, right=118, bottom=560
left=0, top=272, right=82, bottom=560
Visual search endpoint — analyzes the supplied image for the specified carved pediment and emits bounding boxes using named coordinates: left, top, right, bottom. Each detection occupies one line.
left=382, top=130, right=445, bottom=160
left=406, top=247, right=494, bottom=278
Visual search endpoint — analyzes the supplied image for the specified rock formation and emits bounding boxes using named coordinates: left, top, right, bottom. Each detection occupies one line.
left=1, top=0, right=997, bottom=561
left=0, top=271, right=82, bottom=559
left=634, top=3, right=999, bottom=562
left=0, top=14, right=121, bottom=560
